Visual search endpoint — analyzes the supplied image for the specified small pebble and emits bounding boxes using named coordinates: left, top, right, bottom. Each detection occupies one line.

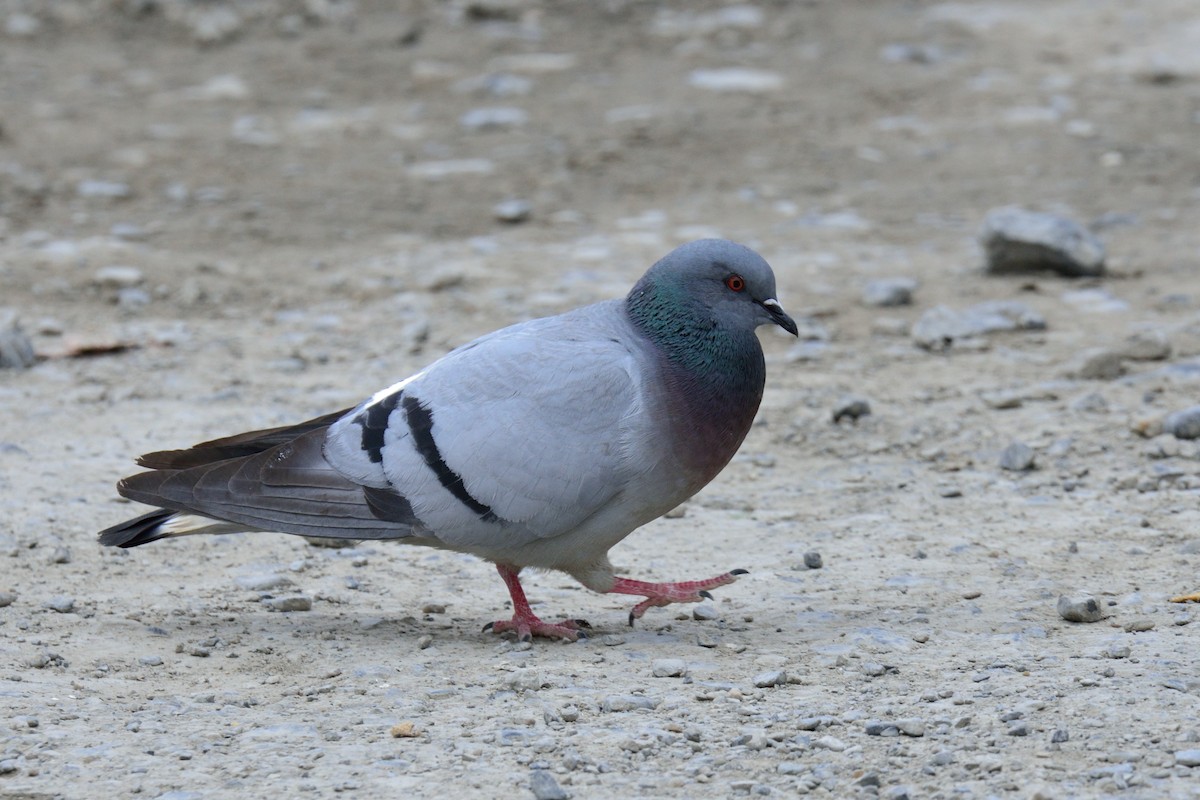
left=1057, top=595, right=1104, bottom=623
left=862, top=278, right=917, bottom=307
left=1051, top=728, right=1070, bottom=744
left=999, top=441, right=1036, bottom=471
left=44, top=595, right=75, bottom=613
left=688, top=68, right=784, bottom=93
left=529, top=769, right=568, bottom=800
left=1071, top=348, right=1126, bottom=380
left=1175, top=750, right=1200, bottom=768
left=753, top=670, right=787, bottom=688
left=93, top=265, right=145, bottom=289
left=652, top=659, right=687, bottom=678
left=139, top=655, right=164, bottom=666
left=1117, top=329, right=1171, bottom=361
left=692, top=604, right=719, bottom=621
left=0, top=591, right=16, bottom=607
left=0, top=310, right=36, bottom=370
left=1104, top=644, right=1131, bottom=659
left=1123, top=619, right=1154, bottom=633
left=493, top=198, right=532, bottom=223
left=803, top=551, right=823, bottom=569
left=1164, top=406, right=1200, bottom=440
left=459, top=106, right=529, bottom=131
left=602, top=695, right=658, bottom=712
left=832, top=395, right=871, bottom=423
left=77, top=179, right=132, bottom=200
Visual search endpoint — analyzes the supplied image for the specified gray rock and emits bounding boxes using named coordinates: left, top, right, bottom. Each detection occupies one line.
left=1117, top=329, right=1171, bottom=361
left=117, top=288, right=152, bottom=310
left=866, top=720, right=900, bottom=736
left=688, top=68, right=783, bottom=93
left=0, top=591, right=15, bottom=607
left=529, top=769, right=568, bottom=800
left=651, top=659, right=687, bottom=678
left=601, top=695, right=659, bottom=712
left=1164, top=406, right=1200, bottom=440
left=5, top=12, right=40, bottom=37
left=753, top=670, right=787, bottom=688
left=235, top=573, right=294, bottom=591
left=999, top=442, right=1036, bottom=472
left=912, top=301, right=1045, bottom=350
left=803, top=551, right=823, bottom=569
left=407, top=159, right=496, bottom=180
left=832, top=395, right=871, bottom=423
left=1057, top=594, right=1104, bottom=623
left=1176, top=749, right=1200, bottom=767
left=93, top=265, right=145, bottom=288
left=0, top=310, right=36, bottom=369
left=862, top=278, right=917, bottom=307
left=692, top=604, right=719, bottom=621
left=1104, top=644, right=1131, bottom=659
left=459, top=107, right=529, bottom=131
left=1051, top=728, right=1070, bottom=744
left=981, top=206, right=1105, bottom=277
left=44, top=595, right=75, bottom=613
left=77, top=179, right=132, bottom=200
left=493, top=198, right=532, bottom=223
left=1069, top=348, right=1126, bottom=380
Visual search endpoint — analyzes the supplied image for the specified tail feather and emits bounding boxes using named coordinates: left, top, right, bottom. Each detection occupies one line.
left=98, top=426, right=421, bottom=547
left=97, top=508, right=178, bottom=548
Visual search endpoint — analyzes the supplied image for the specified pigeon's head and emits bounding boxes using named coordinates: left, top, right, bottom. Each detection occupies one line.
left=634, top=239, right=798, bottom=337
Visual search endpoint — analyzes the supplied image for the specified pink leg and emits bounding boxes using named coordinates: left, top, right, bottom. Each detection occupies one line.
left=608, top=569, right=748, bottom=625
left=483, top=564, right=590, bottom=642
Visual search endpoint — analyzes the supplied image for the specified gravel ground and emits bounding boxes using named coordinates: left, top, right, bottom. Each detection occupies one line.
left=2, top=1, right=1200, bottom=797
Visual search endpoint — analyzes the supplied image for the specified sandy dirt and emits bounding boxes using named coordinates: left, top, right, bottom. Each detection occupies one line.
left=2, top=1, right=1200, bottom=797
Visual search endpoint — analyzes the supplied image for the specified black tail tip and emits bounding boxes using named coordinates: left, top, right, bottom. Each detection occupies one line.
left=97, top=508, right=174, bottom=548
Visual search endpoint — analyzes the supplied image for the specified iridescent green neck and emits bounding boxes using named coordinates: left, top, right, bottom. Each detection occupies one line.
left=625, top=275, right=764, bottom=391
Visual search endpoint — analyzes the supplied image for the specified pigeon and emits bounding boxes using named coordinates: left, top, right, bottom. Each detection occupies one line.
left=99, top=239, right=798, bottom=641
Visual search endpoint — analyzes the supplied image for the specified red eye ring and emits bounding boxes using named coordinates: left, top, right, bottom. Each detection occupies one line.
left=725, top=274, right=746, bottom=292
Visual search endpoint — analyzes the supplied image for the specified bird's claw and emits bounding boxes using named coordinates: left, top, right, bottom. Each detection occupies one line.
left=485, top=615, right=589, bottom=642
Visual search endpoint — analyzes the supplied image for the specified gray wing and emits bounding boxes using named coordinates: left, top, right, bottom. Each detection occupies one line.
left=324, top=307, right=647, bottom=551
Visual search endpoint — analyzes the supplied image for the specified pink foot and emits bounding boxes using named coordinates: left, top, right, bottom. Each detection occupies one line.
left=484, top=615, right=589, bottom=642
left=609, top=569, right=748, bottom=625
left=484, top=564, right=591, bottom=642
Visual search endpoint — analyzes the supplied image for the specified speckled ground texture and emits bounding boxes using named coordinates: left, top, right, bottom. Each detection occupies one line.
left=2, top=1, right=1200, bottom=798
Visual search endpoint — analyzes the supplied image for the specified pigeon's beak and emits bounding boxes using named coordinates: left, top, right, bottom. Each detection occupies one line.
left=760, top=298, right=799, bottom=336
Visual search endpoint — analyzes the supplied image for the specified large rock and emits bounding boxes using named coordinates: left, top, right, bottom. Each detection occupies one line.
left=980, top=207, right=1105, bottom=277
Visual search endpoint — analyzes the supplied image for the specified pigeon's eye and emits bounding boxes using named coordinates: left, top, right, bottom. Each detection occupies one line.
left=725, top=274, right=745, bottom=292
